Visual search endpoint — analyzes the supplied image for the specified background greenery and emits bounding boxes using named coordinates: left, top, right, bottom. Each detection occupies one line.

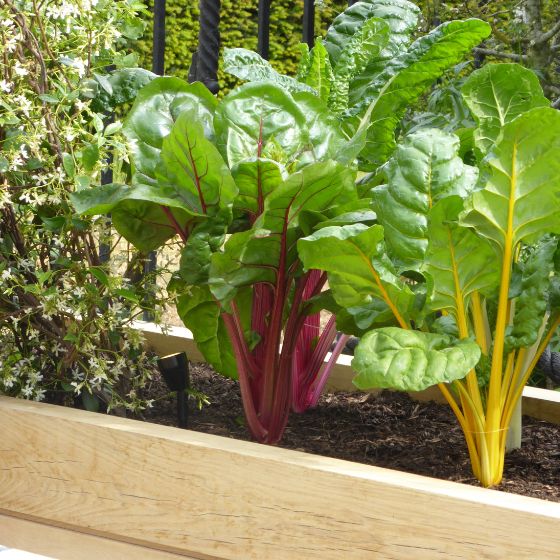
left=137, top=0, right=560, bottom=102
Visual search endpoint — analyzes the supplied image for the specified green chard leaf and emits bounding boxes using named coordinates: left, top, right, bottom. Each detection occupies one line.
left=214, top=82, right=307, bottom=167
left=291, top=91, right=350, bottom=165
left=353, top=19, right=491, bottom=171
left=90, top=67, right=156, bottom=113
left=299, top=39, right=333, bottom=104
left=298, top=223, right=415, bottom=328
left=177, top=285, right=238, bottom=378
left=505, top=238, right=557, bottom=352
left=460, top=107, right=560, bottom=250
left=123, top=77, right=216, bottom=184
left=324, top=0, right=419, bottom=66
left=70, top=182, right=193, bottom=252
left=111, top=201, right=187, bottom=253
left=158, top=110, right=237, bottom=216
left=330, top=17, right=390, bottom=113
left=210, top=161, right=356, bottom=309
left=223, top=48, right=315, bottom=95
left=461, top=63, right=549, bottom=155
left=71, top=182, right=195, bottom=216
left=231, top=158, right=285, bottom=219
left=352, top=327, right=481, bottom=391
left=179, top=209, right=231, bottom=285
left=73, top=108, right=238, bottom=254
left=372, top=128, right=478, bottom=270
left=422, top=197, right=499, bottom=318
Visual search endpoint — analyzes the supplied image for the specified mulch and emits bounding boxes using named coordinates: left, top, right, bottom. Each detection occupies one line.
left=139, top=362, right=560, bottom=502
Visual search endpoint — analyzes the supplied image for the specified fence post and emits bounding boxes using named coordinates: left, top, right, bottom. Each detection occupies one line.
left=152, top=0, right=166, bottom=75
left=303, top=0, right=315, bottom=48
left=258, top=0, right=271, bottom=59
left=196, top=0, right=221, bottom=93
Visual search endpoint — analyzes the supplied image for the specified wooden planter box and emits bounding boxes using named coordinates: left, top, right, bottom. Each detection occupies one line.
left=1, top=322, right=559, bottom=559
left=1, top=395, right=560, bottom=560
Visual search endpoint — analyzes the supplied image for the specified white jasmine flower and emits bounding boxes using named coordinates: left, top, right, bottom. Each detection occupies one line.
left=14, top=62, right=29, bottom=77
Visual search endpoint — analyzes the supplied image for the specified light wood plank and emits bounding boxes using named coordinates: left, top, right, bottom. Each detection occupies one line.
left=0, top=515, right=194, bottom=560
left=1, top=396, right=559, bottom=560
left=523, top=385, right=560, bottom=423
left=136, top=320, right=560, bottom=422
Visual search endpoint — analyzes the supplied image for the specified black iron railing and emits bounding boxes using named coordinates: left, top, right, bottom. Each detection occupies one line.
left=153, top=0, right=360, bottom=90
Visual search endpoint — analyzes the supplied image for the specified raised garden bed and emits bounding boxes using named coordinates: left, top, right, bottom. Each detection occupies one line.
left=1, top=322, right=560, bottom=559
left=1, top=394, right=560, bottom=560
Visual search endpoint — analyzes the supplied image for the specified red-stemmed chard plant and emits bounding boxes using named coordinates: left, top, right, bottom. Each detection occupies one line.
left=73, top=77, right=357, bottom=443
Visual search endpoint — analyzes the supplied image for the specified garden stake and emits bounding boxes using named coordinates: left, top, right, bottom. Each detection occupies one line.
left=158, top=353, right=189, bottom=428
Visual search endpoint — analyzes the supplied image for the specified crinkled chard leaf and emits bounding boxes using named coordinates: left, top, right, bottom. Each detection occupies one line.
left=353, top=19, right=491, bottom=170
left=422, top=197, right=499, bottom=318
left=460, top=107, right=560, bottom=250
left=324, top=0, right=419, bottom=67
left=210, top=161, right=356, bottom=309
left=505, top=238, right=557, bottom=352
left=123, top=77, right=216, bottom=184
left=329, top=17, right=390, bottom=113
left=352, top=327, right=481, bottom=391
left=223, top=48, right=315, bottom=95
left=214, top=82, right=307, bottom=167
left=299, top=39, right=333, bottom=104
left=372, top=128, right=478, bottom=270
left=298, top=223, right=415, bottom=327
left=461, top=63, right=549, bottom=155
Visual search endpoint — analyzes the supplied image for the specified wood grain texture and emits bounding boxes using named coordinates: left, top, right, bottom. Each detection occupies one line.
left=0, top=515, right=192, bottom=560
left=1, top=396, right=559, bottom=560
left=136, top=321, right=560, bottom=422
left=523, top=386, right=560, bottom=423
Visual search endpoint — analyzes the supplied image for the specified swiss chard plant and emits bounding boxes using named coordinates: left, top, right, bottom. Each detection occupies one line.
left=72, top=76, right=364, bottom=442
left=72, top=2, right=490, bottom=443
left=299, top=63, right=560, bottom=487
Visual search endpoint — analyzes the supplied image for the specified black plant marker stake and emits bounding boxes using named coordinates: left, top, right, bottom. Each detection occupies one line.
left=158, top=352, right=190, bottom=428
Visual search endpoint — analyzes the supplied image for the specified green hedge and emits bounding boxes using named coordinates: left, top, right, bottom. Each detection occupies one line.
left=137, top=0, right=347, bottom=94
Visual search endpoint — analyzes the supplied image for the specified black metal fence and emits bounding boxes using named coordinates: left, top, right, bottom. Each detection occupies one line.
left=152, top=0, right=359, bottom=89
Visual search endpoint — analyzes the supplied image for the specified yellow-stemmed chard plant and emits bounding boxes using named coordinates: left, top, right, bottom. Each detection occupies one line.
left=298, top=63, right=560, bottom=487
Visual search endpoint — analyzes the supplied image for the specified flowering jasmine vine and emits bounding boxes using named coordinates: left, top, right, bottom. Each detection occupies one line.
left=0, top=0, right=167, bottom=412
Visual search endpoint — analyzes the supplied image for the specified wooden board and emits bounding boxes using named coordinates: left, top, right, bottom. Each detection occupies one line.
left=1, top=396, right=559, bottom=560
left=0, top=515, right=191, bottom=560
left=522, top=385, right=560, bottom=423
left=136, top=321, right=560, bottom=423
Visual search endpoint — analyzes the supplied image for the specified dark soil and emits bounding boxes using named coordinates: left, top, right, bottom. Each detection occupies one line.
left=140, top=362, right=560, bottom=502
